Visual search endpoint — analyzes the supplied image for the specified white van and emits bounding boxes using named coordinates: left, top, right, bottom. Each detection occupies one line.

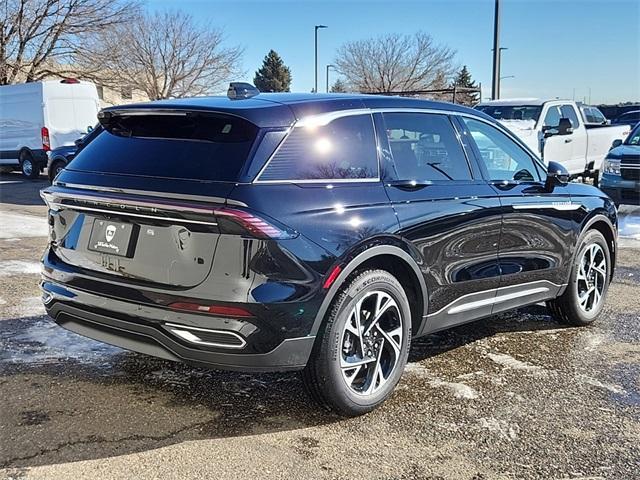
left=0, top=79, right=100, bottom=178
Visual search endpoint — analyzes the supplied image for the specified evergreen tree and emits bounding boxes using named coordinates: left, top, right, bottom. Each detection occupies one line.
left=330, top=79, right=348, bottom=93
left=451, top=65, right=479, bottom=106
left=253, top=50, right=291, bottom=92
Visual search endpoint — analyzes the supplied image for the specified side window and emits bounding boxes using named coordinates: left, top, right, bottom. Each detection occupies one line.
left=543, top=106, right=562, bottom=127
left=592, top=108, right=606, bottom=124
left=462, top=117, right=542, bottom=182
left=259, top=114, right=378, bottom=181
left=560, top=104, right=580, bottom=128
left=382, top=113, right=472, bottom=181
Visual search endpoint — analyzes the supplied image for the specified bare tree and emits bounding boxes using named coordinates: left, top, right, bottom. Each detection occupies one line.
left=0, top=0, right=136, bottom=84
left=79, top=11, right=243, bottom=99
left=334, top=32, right=457, bottom=93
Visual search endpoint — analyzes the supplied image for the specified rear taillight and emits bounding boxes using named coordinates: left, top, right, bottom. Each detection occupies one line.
left=168, top=302, right=254, bottom=318
left=213, top=207, right=297, bottom=239
left=41, top=127, right=50, bottom=151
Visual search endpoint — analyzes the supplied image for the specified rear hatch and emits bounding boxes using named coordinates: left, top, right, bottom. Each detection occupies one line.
left=42, top=109, right=270, bottom=288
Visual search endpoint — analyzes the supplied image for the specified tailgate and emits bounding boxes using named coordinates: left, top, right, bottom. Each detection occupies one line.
left=41, top=185, right=233, bottom=288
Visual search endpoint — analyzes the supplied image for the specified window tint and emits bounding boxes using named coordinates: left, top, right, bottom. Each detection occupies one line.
left=543, top=106, right=562, bottom=127
left=560, top=104, right=580, bottom=128
left=69, top=114, right=258, bottom=182
left=462, top=117, right=541, bottom=182
left=382, top=113, right=471, bottom=181
left=259, top=114, right=378, bottom=181
left=583, top=107, right=596, bottom=124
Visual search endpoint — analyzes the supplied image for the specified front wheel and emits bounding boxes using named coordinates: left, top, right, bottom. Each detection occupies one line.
left=302, top=269, right=411, bottom=416
left=547, top=230, right=611, bottom=326
left=20, top=151, right=39, bottom=179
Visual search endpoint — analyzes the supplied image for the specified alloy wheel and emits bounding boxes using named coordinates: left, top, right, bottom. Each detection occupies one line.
left=576, top=243, right=607, bottom=313
left=340, top=290, right=403, bottom=396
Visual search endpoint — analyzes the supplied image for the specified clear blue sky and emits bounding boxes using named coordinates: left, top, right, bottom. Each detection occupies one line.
left=149, top=0, right=639, bottom=104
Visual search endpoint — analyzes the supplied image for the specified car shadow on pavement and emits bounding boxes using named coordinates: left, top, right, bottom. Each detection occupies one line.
left=0, top=305, right=567, bottom=469
left=0, top=172, right=48, bottom=206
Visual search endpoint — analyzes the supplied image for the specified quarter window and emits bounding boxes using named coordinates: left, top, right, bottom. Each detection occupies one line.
left=462, top=118, right=542, bottom=182
left=382, top=113, right=472, bottom=181
left=543, top=106, right=562, bottom=127
left=258, top=114, right=378, bottom=181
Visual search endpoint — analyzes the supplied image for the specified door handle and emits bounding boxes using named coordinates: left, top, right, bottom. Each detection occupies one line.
left=564, top=138, right=573, bottom=143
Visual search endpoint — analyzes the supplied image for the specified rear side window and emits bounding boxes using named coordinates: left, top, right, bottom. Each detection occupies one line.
left=383, top=112, right=472, bottom=181
left=69, top=113, right=258, bottom=182
left=258, top=114, right=378, bottom=181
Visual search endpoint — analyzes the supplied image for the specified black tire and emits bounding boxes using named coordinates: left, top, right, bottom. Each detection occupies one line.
left=547, top=230, right=611, bottom=326
left=49, top=159, right=66, bottom=182
left=302, top=269, right=412, bottom=416
left=19, top=150, right=39, bottom=179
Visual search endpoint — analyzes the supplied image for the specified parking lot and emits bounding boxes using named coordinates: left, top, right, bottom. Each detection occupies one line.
left=1, top=172, right=639, bottom=480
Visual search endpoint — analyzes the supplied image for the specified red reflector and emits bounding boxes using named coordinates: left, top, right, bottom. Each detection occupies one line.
left=168, top=302, right=254, bottom=318
left=323, top=265, right=342, bottom=289
left=60, top=78, right=80, bottom=84
left=41, top=127, right=50, bottom=152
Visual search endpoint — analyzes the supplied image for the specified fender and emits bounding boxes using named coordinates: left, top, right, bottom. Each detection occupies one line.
left=309, top=243, right=429, bottom=337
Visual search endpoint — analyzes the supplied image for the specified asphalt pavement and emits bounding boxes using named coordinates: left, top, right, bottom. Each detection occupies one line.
left=1, top=172, right=639, bottom=480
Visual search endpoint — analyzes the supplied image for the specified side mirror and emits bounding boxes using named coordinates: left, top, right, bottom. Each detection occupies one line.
left=611, top=139, right=623, bottom=149
left=545, top=161, right=570, bottom=191
left=74, top=138, right=84, bottom=148
left=557, top=118, right=573, bottom=135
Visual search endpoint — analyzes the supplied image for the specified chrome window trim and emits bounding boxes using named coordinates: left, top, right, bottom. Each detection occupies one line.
left=253, top=107, right=546, bottom=185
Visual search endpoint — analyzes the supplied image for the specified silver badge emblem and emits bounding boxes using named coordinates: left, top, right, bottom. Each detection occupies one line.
left=105, top=225, right=117, bottom=242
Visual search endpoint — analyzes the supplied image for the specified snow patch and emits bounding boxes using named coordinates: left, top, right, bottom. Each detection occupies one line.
left=0, top=211, right=49, bottom=239
left=478, top=417, right=520, bottom=441
left=0, top=260, right=41, bottom=276
left=405, top=363, right=479, bottom=400
left=486, top=352, right=543, bottom=371
left=579, top=375, right=626, bottom=395
left=1, top=317, right=122, bottom=365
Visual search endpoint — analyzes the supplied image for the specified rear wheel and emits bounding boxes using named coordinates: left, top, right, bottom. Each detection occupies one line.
left=302, top=269, right=411, bottom=416
left=547, top=230, right=611, bottom=326
left=49, top=159, right=66, bottom=182
left=20, top=150, right=39, bottom=179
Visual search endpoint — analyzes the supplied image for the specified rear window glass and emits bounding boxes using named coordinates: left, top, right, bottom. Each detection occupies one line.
left=68, top=113, right=258, bottom=181
left=258, top=114, right=378, bottom=181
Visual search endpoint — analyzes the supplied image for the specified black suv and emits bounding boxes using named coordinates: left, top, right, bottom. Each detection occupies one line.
left=41, top=92, right=617, bottom=416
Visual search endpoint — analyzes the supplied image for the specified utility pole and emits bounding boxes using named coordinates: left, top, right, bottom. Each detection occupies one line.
left=491, top=0, right=501, bottom=100
left=314, top=25, right=328, bottom=93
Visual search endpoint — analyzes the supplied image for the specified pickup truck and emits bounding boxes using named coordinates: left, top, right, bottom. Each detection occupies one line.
left=476, top=99, right=630, bottom=182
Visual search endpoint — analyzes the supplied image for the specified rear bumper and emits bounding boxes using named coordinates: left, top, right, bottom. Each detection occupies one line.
left=42, top=281, right=315, bottom=372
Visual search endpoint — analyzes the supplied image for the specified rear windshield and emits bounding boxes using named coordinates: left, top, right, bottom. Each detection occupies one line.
left=476, top=105, right=542, bottom=122
left=68, top=112, right=259, bottom=181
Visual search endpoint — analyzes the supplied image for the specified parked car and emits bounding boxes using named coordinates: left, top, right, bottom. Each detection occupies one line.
left=578, top=103, right=610, bottom=126
left=0, top=79, right=100, bottom=179
left=47, top=124, right=103, bottom=182
left=611, top=110, right=640, bottom=129
left=600, top=123, right=640, bottom=206
left=41, top=89, right=617, bottom=416
left=476, top=99, right=630, bottom=183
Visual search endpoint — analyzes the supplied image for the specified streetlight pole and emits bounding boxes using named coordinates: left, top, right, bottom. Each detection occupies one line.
left=326, top=64, right=335, bottom=93
left=314, top=25, right=328, bottom=93
left=491, top=0, right=501, bottom=100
